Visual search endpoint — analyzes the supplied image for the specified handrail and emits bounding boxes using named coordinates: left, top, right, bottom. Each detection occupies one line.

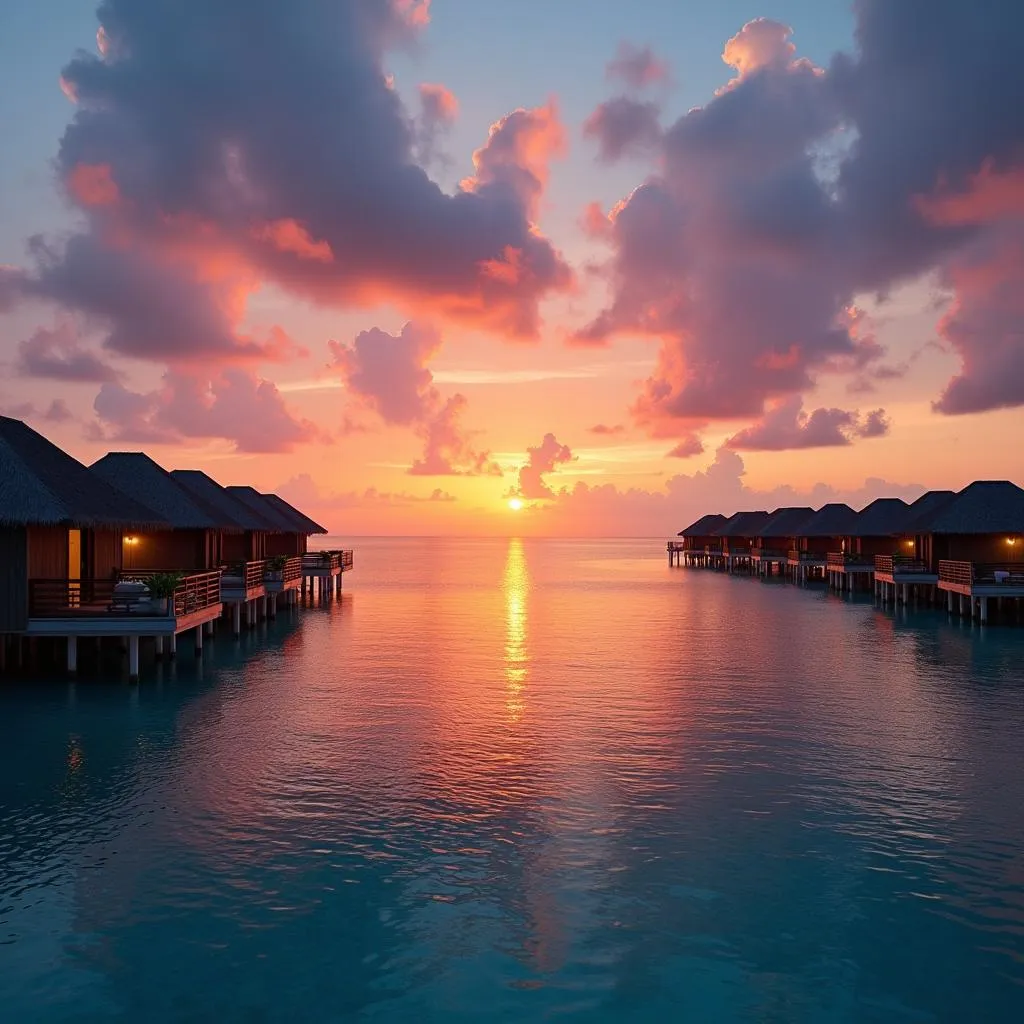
left=222, top=560, right=266, bottom=590
left=751, top=547, right=786, bottom=558
left=827, top=552, right=876, bottom=570
left=303, top=550, right=354, bottom=572
left=265, top=556, right=302, bottom=583
left=939, top=561, right=1024, bottom=586
left=875, top=555, right=930, bottom=575
left=29, top=570, right=222, bottom=618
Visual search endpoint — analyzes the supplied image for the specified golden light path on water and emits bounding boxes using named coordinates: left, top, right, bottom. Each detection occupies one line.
left=503, top=537, right=530, bottom=724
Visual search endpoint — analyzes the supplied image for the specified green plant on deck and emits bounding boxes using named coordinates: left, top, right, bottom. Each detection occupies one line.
left=147, top=572, right=184, bottom=598
left=266, top=555, right=288, bottom=572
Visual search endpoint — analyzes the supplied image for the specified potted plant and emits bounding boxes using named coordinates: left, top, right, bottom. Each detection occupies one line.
left=265, top=555, right=287, bottom=581
left=147, top=572, right=184, bottom=615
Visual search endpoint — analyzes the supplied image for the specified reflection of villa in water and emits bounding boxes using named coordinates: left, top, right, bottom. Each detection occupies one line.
left=0, top=415, right=353, bottom=681
left=671, top=480, right=1024, bottom=625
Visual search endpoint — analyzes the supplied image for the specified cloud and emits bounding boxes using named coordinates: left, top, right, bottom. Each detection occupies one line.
left=0, top=397, right=75, bottom=425
left=583, top=98, right=662, bottom=163
left=16, top=321, right=120, bottom=382
left=409, top=394, right=502, bottom=477
left=91, top=370, right=320, bottom=452
left=331, top=321, right=500, bottom=475
left=725, top=397, right=891, bottom=451
left=514, top=433, right=575, bottom=499
left=721, top=19, right=799, bottom=83
left=416, top=83, right=459, bottom=166
left=525, top=447, right=925, bottom=538
left=588, top=423, right=625, bottom=436
left=606, top=43, right=670, bottom=90
left=578, top=1, right=1024, bottom=440
left=666, top=435, right=705, bottom=459
left=278, top=473, right=457, bottom=510
left=3, top=0, right=572, bottom=369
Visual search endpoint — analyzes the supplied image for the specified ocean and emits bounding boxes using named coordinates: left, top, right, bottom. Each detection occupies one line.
left=2, top=537, right=1023, bottom=1021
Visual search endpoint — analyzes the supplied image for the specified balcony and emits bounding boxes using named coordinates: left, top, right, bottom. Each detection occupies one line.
left=875, top=554, right=934, bottom=580
left=220, top=560, right=267, bottom=599
left=827, top=552, right=876, bottom=572
left=302, top=550, right=355, bottom=575
left=938, top=561, right=1024, bottom=595
left=27, top=570, right=223, bottom=635
left=788, top=549, right=826, bottom=564
left=264, top=556, right=303, bottom=592
left=751, top=547, right=786, bottom=560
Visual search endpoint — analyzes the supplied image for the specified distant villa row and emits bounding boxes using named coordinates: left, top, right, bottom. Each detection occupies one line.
left=0, top=415, right=352, bottom=681
left=669, top=482, right=1024, bottom=626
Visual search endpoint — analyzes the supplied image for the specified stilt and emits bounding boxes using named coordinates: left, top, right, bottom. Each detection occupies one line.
left=258, top=595, right=267, bottom=621
left=195, top=624, right=204, bottom=655
left=269, top=593, right=278, bottom=619
left=67, top=636, right=77, bottom=676
left=168, top=632, right=177, bottom=659
left=204, top=620, right=215, bottom=637
left=947, top=590, right=954, bottom=613
left=128, top=635, right=140, bottom=684
left=980, top=597, right=989, bottom=624
left=155, top=635, right=164, bottom=659
left=233, top=602, right=242, bottom=637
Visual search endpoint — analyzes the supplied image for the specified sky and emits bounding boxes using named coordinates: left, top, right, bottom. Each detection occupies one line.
left=1, top=0, right=1022, bottom=536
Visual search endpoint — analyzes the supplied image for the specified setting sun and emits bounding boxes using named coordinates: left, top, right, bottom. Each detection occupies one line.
left=508, top=498, right=524, bottom=512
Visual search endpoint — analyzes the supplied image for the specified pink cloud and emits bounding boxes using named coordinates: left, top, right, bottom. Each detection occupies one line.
left=725, top=397, right=891, bottom=451
left=331, top=321, right=500, bottom=476
left=666, top=435, right=705, bottom=459
left=16, top=321, right=120, bottom=383
left=91, top=370, right=320, bottom=452
left=606, top=43, right=670, bottom=90
left=278, top=473, right=456, bottom=511
left=588, top=423, right=625, bottom=435
left=514, top=433, right=575, bottom=499
left=583, top=98, right=662, bottom=163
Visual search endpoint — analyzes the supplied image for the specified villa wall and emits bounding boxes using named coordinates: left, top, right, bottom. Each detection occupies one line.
left=125, top=530, right=207, bottom=572
left=266, top=533, right=307, bottom=557
left=0, top=527, right=28, bottom=632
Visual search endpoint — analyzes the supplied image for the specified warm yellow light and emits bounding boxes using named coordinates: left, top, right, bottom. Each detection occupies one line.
left=124, top=536, right=138, bottom=546
left=508, top=498, right=524, bottom=512
left=1008, top=537, right=1018, bottom=546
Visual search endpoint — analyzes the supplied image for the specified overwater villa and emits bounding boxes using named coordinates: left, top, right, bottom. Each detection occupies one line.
left=788, top=503, right=859, bottom=582
left=0, top=416, right=350, bottom=681
left=669, top=513, right=727, bottom=567
left=827, top=497, right=911, bottom=591
left=672, top=480, right=1024, bottom=625
left=751, top=507, right=815, bottom=578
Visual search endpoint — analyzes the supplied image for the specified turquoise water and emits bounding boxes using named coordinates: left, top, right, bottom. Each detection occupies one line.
left=2, top=537, right=1024, bottom=1022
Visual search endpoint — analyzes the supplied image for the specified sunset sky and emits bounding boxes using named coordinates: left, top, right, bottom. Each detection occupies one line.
left=1, top=0, right=1022, bottom=536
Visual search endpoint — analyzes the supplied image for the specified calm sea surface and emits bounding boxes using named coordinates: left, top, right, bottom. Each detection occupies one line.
left=2, top=537, right=1024, bottom=1022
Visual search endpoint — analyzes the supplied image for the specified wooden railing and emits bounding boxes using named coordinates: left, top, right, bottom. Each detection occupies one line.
left=939, top=561, right=1024, bottom=587
left=827, top=552, right=876, bottom=571
left=751, top=547, right=786, bottom=559
left=29, top=570, right=221, bottom=618
left=875, top=555, right=930, bottom=576
left=265, top=556, right=302, bottom=583
left=221, top=560, right=266, bottom=591
left=304, top=550, right=355, bottom=572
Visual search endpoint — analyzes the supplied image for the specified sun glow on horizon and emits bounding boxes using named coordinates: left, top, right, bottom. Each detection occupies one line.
left=508, top=498, right=524, bottom=511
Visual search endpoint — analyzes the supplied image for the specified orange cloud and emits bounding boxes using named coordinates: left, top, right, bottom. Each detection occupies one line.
left=67, top=164, right=120, bottom=207
left=251, top=219, right=333, bottom=262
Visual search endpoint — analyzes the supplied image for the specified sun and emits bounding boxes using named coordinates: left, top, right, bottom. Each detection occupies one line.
left=508, top=498, right=524, bottom=512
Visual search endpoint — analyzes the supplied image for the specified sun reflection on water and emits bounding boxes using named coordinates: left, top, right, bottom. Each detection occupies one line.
left=503, top=538, right=530, bottom=723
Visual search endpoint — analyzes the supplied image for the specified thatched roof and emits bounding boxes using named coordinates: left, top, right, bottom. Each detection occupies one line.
left=678, top=513, right=727, bottom=537
left=797, top=503, right=859, bottom=537
left=852, top=497, right=911, bottom=536
left=716, top=511, right=771, bottom=537
left=170, top=470, right=275, bottom=531
left=902, top=489, right=956, bottom=532
left=91, top=453, right=220, bottom=530
left=225, top=486, right=297, bottom=533
left=756, top=506, right=815, bottom=538
left=0, top=416, right=166, bottom=529
left=262, top=493, right=328, bottom=535
left=914, top=481, right=1024, bottom=534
